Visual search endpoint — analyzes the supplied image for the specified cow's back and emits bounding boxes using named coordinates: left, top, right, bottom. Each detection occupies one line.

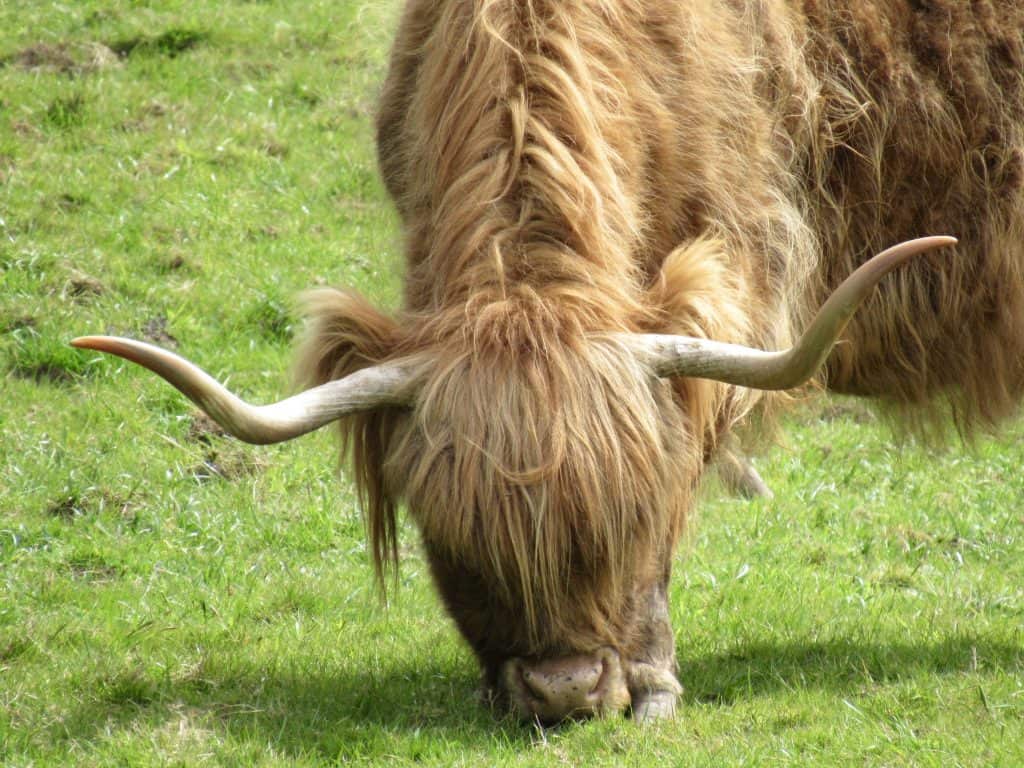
left=797, top=1, right=1024, bottom=433
left=374, top=0, right=1024, bottom=435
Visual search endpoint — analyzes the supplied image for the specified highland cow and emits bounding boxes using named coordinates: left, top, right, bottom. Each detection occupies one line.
left=73, top=1, right=1024, bottom=723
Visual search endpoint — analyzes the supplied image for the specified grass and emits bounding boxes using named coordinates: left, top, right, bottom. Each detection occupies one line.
left=1, top=1, right=1022, bottom=765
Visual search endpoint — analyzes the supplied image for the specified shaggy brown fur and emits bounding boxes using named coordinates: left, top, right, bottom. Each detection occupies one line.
left=798, top=2, right=1024, bottom=435
left=298, top=0, right=1024, bottom=707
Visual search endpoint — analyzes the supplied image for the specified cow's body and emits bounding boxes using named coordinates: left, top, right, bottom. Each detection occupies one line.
left=376, top=0, right=1024, bottom=426
left=81, top=1, right=1024, bottom=722
left=304, top=0, right=1022, bottom=719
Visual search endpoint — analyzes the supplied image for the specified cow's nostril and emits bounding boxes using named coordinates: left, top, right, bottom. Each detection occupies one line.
left=518, top=663, right=546, bottom=704
left=508, top=652, right=618, bottom=723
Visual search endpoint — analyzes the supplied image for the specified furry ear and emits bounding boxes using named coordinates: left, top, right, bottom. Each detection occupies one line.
left=294, top=287, right=406, bottom=592
left=646, top=237, right=754, bottom=344
left=294, top=288, right=403, bottom=389
left=645, top=237, right=768, bottom=453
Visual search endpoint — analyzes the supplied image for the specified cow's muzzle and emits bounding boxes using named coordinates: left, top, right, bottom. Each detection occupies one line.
left=501, top=648, right=631, bottom=724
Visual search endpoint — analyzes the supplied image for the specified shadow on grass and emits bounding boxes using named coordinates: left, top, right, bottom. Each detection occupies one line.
left=678, top=634, right=1023, bottom=706
left=50, top=634, right=1021, bottom=757
left=58, top=658, right=535, bottom=760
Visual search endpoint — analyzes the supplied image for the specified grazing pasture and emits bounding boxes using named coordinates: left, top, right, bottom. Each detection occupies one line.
left=1, top=1, right=1022, bottom=765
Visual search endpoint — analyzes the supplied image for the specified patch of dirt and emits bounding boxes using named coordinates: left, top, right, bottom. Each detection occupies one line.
left=817, top=401, right=876, bottom=425
left=260, top=139, right=288, bottom=158
left=143, top=100, right=171, bottom=117
left=141, top=315, right=178, bottom=348
left=189, top=447, right=266, bottom=484
left=48, top=495, right=81, bottom=519
left=47, top=489, right=138, bottom=520
left=6, top=42, right=120, bottom=74
left=10, top=119, right=41, bottom=139
left=62, top=271, right=105, bottom=301
left=9, top=42, right=74, bottom=72
left=187, top=415, right=269, bottom=481
left=187, top=411, right=229, bottom=444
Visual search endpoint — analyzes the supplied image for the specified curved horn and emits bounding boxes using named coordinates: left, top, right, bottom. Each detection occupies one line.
left=69, top=336, right=418, bottom=445
left=628, top=236, right=957, bottom=389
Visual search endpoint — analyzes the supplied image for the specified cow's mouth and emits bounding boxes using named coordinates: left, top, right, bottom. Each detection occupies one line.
left=500, top=647, right=631, bottom=724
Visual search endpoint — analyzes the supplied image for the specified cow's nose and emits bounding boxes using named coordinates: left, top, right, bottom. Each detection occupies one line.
left=503, top=648, right=630, bottom=724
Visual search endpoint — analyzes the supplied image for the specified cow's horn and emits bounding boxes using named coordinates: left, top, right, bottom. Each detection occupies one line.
left=628, top=236, right=957, bottom=389
left=69, top=336, right=417, bottom=445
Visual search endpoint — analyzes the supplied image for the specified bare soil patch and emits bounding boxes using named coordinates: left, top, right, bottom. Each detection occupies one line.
left=141, top=316, right=178, bottom=348
left=5, top=42, right=120, bottom=75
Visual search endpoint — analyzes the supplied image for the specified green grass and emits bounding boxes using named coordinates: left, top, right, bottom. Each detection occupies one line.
left=2, top=2, right=1022, bottom=765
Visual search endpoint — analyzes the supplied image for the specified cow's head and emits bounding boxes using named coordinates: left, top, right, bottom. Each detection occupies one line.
left=72, top=237, right=952, bottom=723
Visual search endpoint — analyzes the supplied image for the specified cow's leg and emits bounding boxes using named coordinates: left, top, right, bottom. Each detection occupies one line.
left=626, top=581, right=682, bottom=722
left=717, top=440, right=773, bottom=499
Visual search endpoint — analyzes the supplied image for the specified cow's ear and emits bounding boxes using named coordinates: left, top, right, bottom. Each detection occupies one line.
left=643, top=238, right=766, bottom=448
left=646, top=236, right=753, bottom=345
left=295, top=288, right=404, bottom=389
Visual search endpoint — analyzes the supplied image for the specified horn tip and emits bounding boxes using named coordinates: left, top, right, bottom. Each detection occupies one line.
left=71, top=335, right=143, bottom=355
left=71, top=335, right=105, bottom=350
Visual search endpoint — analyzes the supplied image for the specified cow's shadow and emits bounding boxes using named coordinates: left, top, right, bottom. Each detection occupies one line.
left=676, top=634, right=1022, bottom=706
left=56, top=656, right=532, bottom=759
left=56, top=634, right=1019, bottom=757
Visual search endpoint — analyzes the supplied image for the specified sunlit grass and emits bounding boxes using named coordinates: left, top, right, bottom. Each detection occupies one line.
left=2, top=2, right=1022, bottom=765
